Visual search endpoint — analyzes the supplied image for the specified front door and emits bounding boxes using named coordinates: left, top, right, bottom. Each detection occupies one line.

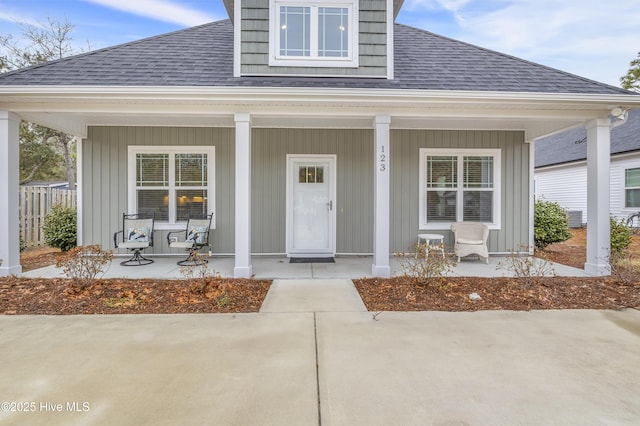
left=286, top=155, right=336, bottom=257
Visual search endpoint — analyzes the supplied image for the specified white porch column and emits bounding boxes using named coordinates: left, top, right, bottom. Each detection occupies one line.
left=76, top=136, right=83, bottom=246
left=234, top=113, right=252, bottom=278
left=585, top=118, right=611, bottom=276
left=0, top=111, right=22, bottom=276
left=372, top=115, right=391, bottom=277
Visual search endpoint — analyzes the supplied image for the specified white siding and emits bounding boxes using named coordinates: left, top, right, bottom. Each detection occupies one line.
left=534, top=153, right=640, bottom=224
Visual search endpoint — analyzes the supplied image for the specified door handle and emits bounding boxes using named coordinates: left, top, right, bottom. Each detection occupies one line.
left=328, top=200, right=333, bottom=211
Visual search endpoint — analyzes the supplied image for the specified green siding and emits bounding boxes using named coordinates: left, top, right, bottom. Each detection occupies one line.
left=240, top=0, right=388, bottom=77
left=81, top=126, right=530, bottom=258
left=251, top=128, right=374, bottom=253
left=390, top=130, right=530, bottom=253
left=82, top=127, right=235, bottom=255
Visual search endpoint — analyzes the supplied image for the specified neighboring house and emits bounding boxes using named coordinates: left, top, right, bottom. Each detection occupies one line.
left=1, top=0, right=639, bottom=277
left=535, top=109, right=640, bottom=224
left=22, top=181, right=75, bottom=190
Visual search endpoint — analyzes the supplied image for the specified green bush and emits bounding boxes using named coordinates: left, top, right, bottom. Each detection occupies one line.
left=43, top=204, right=77, bottom=251
left=610, top=217, right=632, bottom=258
left=534, top=200, right=571, bottom=250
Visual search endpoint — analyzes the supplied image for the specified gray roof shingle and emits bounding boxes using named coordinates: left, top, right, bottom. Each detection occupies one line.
left=0, top=20, right=633, bottom=95
left=535, top=109, right=640, bottom=168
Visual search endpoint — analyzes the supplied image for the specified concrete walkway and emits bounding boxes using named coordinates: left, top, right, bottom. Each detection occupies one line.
left=1, top=280, right=639, bottom=425
left=260, top=279, right=367, bottom=313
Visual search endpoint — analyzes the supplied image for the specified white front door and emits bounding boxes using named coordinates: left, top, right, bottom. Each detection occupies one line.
left=286, top=155, right=336, bottom=256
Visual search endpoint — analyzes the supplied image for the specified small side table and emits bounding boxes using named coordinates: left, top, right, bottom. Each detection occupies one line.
left=417, top=233, right=445, bottom=258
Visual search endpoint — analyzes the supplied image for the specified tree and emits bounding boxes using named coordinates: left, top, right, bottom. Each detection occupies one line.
left=620, top=51, right=640, bottom=93
left=0, top=17, right=82, bottom=185
left=19, top=122, right=66, bottom=184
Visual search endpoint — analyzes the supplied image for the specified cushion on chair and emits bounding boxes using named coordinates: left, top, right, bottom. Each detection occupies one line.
left=127, top=227, right=150, bottom=243
left=169, top=241, right=194, bottom=249
left=186, top=226, right=208, bottom=244
left=457, top=238, right=484, bottom=245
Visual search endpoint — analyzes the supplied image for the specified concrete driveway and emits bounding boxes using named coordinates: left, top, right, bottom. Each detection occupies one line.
left=0, top=281, right=639, bottom=425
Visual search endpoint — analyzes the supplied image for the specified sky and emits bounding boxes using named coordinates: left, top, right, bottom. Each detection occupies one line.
left=0, top=0, right=638, bottom=87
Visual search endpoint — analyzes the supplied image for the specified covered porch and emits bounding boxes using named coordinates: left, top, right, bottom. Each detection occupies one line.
left=22, top=254, right=589, bottom=280
left=1, top=88, right=638, bottom=278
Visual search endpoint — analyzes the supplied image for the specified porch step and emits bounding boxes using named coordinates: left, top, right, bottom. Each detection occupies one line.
left=259, top=279, right=368, bottom=313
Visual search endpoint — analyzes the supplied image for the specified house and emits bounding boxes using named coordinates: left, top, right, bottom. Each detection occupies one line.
left=22, top=181, right=75, bottom=190
left=1, top=0, right=639, bottom=278
left=535, top=109, right=640, bottom=225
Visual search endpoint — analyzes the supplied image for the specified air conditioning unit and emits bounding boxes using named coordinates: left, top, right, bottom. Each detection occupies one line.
left=567, top=210, right=583, bottom=228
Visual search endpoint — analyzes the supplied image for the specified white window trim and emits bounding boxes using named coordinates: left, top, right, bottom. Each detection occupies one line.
left=419, top=148, right=501, bottom=230
left=269, top=0, right=359, bottom=68
left=127, top=146, right=216, bottom=230
left=624, top=167, right=640, bottom=208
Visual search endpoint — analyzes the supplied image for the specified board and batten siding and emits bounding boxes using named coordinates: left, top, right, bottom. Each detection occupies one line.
left=390, top=130, right=530, bottom=254
left=240, top=0, right=388, bottom=77
left=535, top=153, right=640, bottom=224
left=251, top=128, right=374, bottom=254
left=82, top=126, right=235, bottom=255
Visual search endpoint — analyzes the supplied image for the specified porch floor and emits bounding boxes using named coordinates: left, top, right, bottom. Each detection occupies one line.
left=22, top=255, right=590, bottom=280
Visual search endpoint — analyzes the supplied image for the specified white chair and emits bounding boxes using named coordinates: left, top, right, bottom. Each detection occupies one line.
left=167, top=214, right=213, bottom=266
left=114, top=213, right=155, bottom=266
left=451, top=222, right=489, bottom=264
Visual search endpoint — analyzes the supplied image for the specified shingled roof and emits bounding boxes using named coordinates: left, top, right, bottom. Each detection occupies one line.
left=535, top=109, right=640, bottom=168
left=0, top=20, right=632, bottom=95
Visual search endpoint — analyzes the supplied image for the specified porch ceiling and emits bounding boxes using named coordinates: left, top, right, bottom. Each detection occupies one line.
left=2, top=86, right=639, bottom=140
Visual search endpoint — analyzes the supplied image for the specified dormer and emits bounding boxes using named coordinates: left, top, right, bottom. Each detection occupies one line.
left=223, top=0, right=403, bottom=79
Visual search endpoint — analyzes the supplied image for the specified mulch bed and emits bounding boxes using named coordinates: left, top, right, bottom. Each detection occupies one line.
left=5, top=237, right=640, bottom=314
left=0, top=277, right=271, bottom=315
left=354, top=276, right=640, bottom=312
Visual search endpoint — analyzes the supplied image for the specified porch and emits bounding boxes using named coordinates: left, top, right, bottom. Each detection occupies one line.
left=22, top=254, right=589, bottom=280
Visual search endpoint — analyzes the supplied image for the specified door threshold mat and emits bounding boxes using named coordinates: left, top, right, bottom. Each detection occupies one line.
left=289, top=257, right=336, bottom=263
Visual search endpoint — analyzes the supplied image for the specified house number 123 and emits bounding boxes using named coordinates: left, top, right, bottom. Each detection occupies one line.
left=379, top=145, right=387, bottom=172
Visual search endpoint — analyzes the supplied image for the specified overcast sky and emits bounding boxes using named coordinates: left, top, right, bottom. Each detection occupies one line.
left=0, top=0, right=638, bottom=87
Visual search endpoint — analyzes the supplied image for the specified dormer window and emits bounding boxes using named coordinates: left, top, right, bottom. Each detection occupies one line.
left=270, top=0, right=359, bottom=68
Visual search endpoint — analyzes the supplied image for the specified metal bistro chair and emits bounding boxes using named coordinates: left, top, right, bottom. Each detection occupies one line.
left=167, top=214, right=213, bottom=266
left=114, top=213, right=155, bottom=266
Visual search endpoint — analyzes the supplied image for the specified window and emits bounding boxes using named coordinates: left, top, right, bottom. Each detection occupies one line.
left=419, top=149, right=501, bottom=229
left=270, top=0, right=358, bottom=68
left=128, top=146, right=215, bottom=229
left=625, top=168, right=640, bottom=208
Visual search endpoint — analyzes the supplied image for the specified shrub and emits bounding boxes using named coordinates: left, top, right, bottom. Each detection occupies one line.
left=396, top=243, right=456, bottom=287
left=610, top=216, right=632, bottom=258
left=534, top=200, right=571, bottom=250
left=179, top=252, right=218, bottom=294
left=56, top=245, right=113, bottom=291
left=497, top=244, right=556, bottom=287
left=43, top=204, right=77, bottom=251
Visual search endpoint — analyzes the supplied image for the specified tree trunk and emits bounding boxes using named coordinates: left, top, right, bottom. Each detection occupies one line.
left=59, top=133, right=75, bottom=187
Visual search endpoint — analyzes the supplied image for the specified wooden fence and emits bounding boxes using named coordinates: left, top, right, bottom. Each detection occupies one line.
left=20, top=186, right=77, bottom=246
